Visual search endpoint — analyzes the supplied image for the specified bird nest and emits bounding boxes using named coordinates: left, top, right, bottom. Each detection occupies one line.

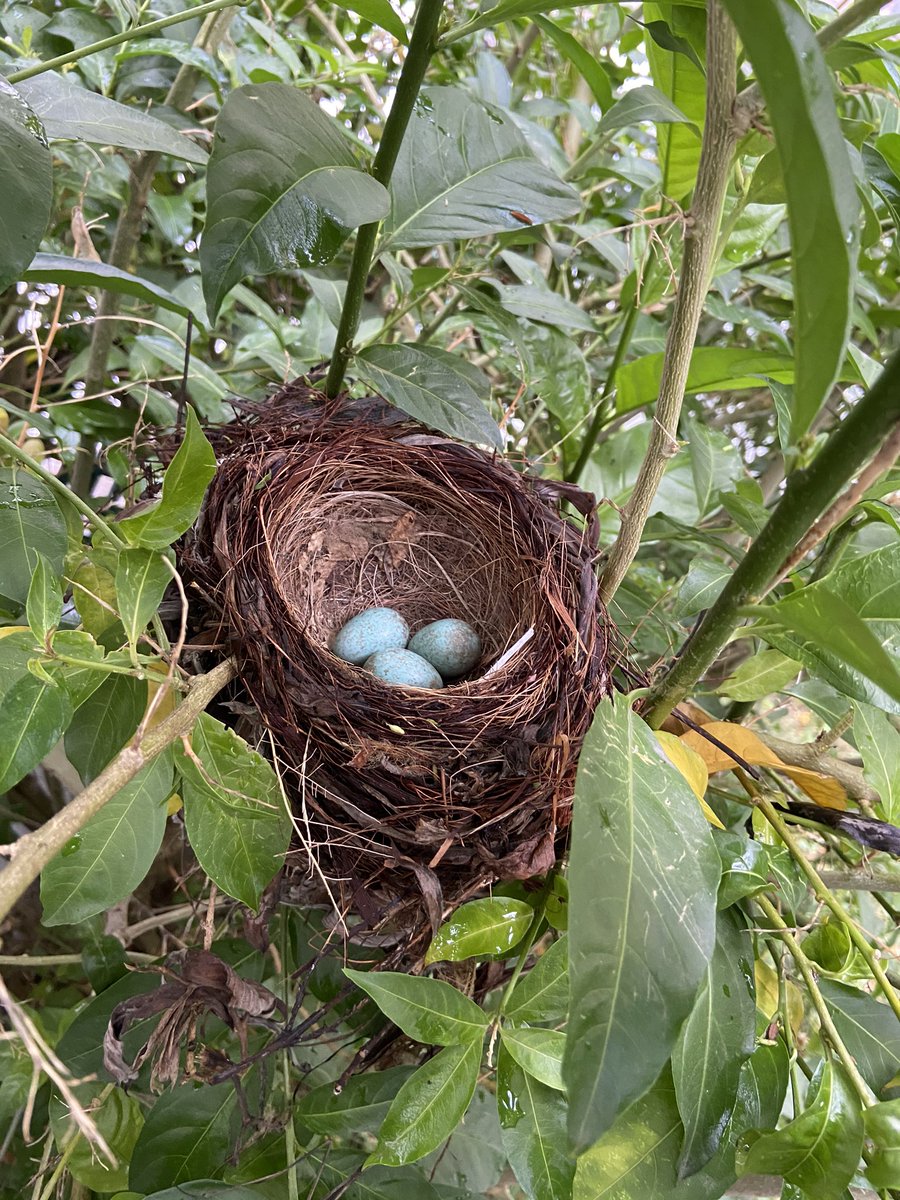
left=182, top=383, right=611, bottom=944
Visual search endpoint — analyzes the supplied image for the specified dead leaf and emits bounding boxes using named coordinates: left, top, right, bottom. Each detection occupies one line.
left=679, top=721, right=847, bottom=810
left=654, top=731, right=724, bottom=830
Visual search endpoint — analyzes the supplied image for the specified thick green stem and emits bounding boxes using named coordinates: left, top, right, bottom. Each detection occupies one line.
left=644, top=348, right=900, bottom=725
left=324, top=0, right=445, bottom=398
left=7, top=0, right=241, bottom=83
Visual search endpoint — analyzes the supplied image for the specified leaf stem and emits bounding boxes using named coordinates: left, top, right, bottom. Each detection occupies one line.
left=0, top=658, right=236, bottom=925
left=757, top=894, right=875, bottom=1109
left=643, top=348, right=900, bottom=725
left=596, top=2, right=738, bottom=602
left=0, top=430, right=126, bottom=550
left=7, top=0, right=242, bottom=83
left=496, top=874, right=556, bottom=1020
left=324, top=0, right=445, bottom=398
left=755, top=792, right=900, bottom=1024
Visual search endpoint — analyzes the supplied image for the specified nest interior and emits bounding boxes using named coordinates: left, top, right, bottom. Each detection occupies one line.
left=184, top=385, right=611, bottom=941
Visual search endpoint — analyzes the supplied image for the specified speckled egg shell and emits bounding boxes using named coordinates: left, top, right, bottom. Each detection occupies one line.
left=331, top=607, right=409, bottom=665
left=408, top=619, right=482, bottom=679
left=363, top=648, right=445, bottom=689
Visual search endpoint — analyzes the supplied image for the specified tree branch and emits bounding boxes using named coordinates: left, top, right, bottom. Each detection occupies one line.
left=0, top=659, right=236, bottom=928
left=643, top=349, right=900, bottom=726
left=756, top=732, right=880, bottom=810
left=597, top=2, right=738, bottom=605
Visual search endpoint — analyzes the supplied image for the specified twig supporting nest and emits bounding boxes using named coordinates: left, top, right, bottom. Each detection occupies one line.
left=183, top=384, right=611, bottom=945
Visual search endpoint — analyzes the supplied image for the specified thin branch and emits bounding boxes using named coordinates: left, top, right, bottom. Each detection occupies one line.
left=818, top=872, right=900, bottom=894
left=0, top=659, right=236, bottom=926
left=755, top=731, right=879, bottom=810
left=307, top=2, right=385, bottom=113
left=644, top=349, right=900, bottom=726
left=597, top=2, right=738, bottom=604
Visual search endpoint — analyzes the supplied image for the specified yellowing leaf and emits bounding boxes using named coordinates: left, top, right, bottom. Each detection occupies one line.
left=680, top=721, right=846, bottom=810
left=755, top=958, right=804, bottom=1034
left=655, top=730, right=724, bottom=829
left=166, top=793, right=183, bottom=816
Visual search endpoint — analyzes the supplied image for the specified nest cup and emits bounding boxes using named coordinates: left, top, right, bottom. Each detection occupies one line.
left=184, top=384, right=611, bottom=944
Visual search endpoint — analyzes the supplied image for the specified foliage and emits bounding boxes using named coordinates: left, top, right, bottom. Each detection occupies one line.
left=1, top=1, right=899, bottom=1198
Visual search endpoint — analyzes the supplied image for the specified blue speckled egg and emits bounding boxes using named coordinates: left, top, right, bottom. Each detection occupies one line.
left=331, top=607, right=409, bottom=665
left=364, top=649, right=444, bottom=689
left=408, top=619, right=482, bottom=679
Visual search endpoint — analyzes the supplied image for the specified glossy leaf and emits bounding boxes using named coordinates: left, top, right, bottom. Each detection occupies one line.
left=505, top=936, right=569, bottom=1025
left=864, top=1100, right=900, bottom=1189
left=178, top=712, right=291, bottom=911
left=500, top=1027, right=566, bottom=1092
left=26, top=552, right=62, bottom=644
left=23, top=254, right=198, bottom=321
left=41, top=751, right=173, bottom=926
left=736, top=1059, right=864, bottom=1200
left=853, top=702, right=900, bottom=823
left=818, top=979, right=900, bottom=1095
left=717, top=650, right=802, bottom=702
left=381, top=87, right=580, bottom=249
left=425, top=898, right=533, bottom=965
left=295, top=1066, right=414, bottom=1136
left=644, top=4, right=706, bottom=202
left=119, top=409, right=217, bottom=549
left=0, top=81, right=52, bottom=291
left=368, top=1039, right=481, bottom=1166
left=115, top=548, right=173, bottom=649
left=617, top=348, right=795, bottom=414
left=0, top=667, right=72, bottom=793
left=354, top=344, right=502, bottom=448
left=564, top=698, right=720, bottom=1151
left=65, top=674, right=147, bottom=784
left=0, top=467, right=68, bottom=607
left=721, top=0, right=858, bottom=439
left=128, top=1082, right=238, bottom=1193
left=672, top=909, right=756, bottom=1177
left=595, top=83, right=698, bottom=140
left=498, top=1044, right=575, bottom=1200
left=296, top=1149, right=442, bottom=1200
left=673, top=558, right=730, bottom=618
left=343, top=968, right=489, bottom=1046
left=17, top=71, right=207, bottom=162
left=716, top=833, right=772, bottom=910
left=200, top=83, right=389, bottom=320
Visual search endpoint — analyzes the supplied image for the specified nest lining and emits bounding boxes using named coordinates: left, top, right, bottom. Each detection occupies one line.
left=184, top=385, right=612, bottom=939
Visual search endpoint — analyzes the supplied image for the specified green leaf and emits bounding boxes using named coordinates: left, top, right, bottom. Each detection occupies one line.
left=617, top=348, right=795, bottom=414
left=115, top=548, right=173, bottom=649
left=0, top=81, right=52, bottom=291
left=26, top=552, right=62, bottom=644
left=595, top=83, right=698, bottom=140
left=684, top=414, right=742, bottom=517
left=140, top=1185, right=265, bottom=1200
left=500, top=1027, right=566, bottom=1092
left=642, top=4, right=706, bottom=202
left=425, top=898, right=533, bottom=965
left=128, top=1082, right=238, bottom=1193
left=296, top=1148, right=442, bottom=1200
left=64, top=674, right=147, bottom=784
left=200, top=83, right=389, bottom=321
left=367, top=1039, right=481, bottom=1167
left=345, top=0, right=407, bottom=45
left=717, top=650, right=802, bottom=702
left=354, top=344, right=502, bottom=448
left=343, top=968, right=489, bottom=1046
left=49, top=1081, right=143, bottom=1193
left=534, top=16, right=613, bottom=110
left=0, top=466, right=68, bottom=607
left=720, top=0, right=858, bottom=439
left=673, top=557, right=731, bottom=619
left=564, top=697, right=720, bottom=1151
left=119, top=408, right=217, bottom=549
left=295, top=1066, right=414, bottom=1136
left=715, top=832, right=772, bottom=910
left=178, top=712, right=291, bottom=911
left=498, top=1044, right=575, bottom=1200
left=41, top=751, right=173, bottom=926
left=573, top=1042, right=788, bottom=1200
left=23, top=254, right=200, bottom=322
left=853, top=702, right=900, bottom=823
left=760, top=575, right=900, bottom=709
left=505, top=936, right=569, bottom=1025
left=0, top=667, right=72, bottom=793
left=16, top=71, right=207, bottom=163
left=864, top=1100, right=900, bottom=1189
left=736, top=1059, right=864, bottom=1200
left=492, top=283, right=596, bottom=332
left=381, top=86, right=580, bottom=249
left=818, top=979, right=900, bottom=1095
left=672, top=909, right=756, bottom=1177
